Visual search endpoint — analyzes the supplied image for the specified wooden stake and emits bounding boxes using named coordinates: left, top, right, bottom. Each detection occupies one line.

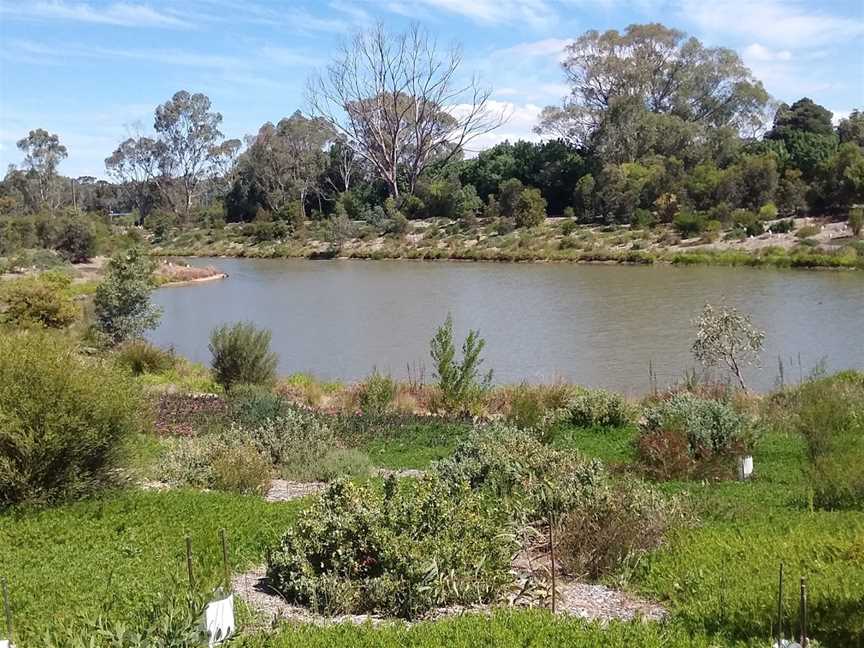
left=2, top=577, right=13, bottom=645
left=799, top=576, right=808, bottom=648
left=185, top=536, right=194, bottom=593
left=548, top=511, right=556, bottom=615
left=777, top=562, right=784, bottom=647
left=220, top=528, right=230, bottom=592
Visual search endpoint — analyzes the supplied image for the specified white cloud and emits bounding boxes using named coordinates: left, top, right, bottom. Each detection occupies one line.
left=0, top=0, right=190, bottom=29
left=494, top=38, right=573, bottom=61
left=681, top=0, right=864, bottom=49
left=455, top=101, right=544, bottom=155
left=385, top=0, right=557, bottom=28
left=741, top=43, right=792, bottom=62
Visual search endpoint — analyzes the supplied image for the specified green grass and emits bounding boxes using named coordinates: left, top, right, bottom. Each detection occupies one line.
left=359, top=420, right=469, bottom=469
left=235, top=610, right=753, bottom=647
left=0, top=489, right=302, bottom=640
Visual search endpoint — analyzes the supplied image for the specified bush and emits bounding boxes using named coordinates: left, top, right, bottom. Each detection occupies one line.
left=266, top=477, right=516, bottom=619
left=638, top=394, right=754, bottom=480
left=0, top=332, right=143, bottom=505
left=93, top=248, right=161, bottom=345
left=114, top=340, right=175, bottom=375
left=54, top=219, right=96, bottom=262
left=435, top=423, right=607, bottom=521
left=558, top=478, right=678, bottom=580
left=227, top=383, right=288, bottom=426
left=514, top=187, right=547, bottom=228
left=849, top=207, right=863, bottom=237
left=770, top=218, right=794, bottom=233
left=780, top=372, right=864, bottom=509
left=430, top=314, right=492, bottom=413
left=211, top=443, right=272, bottom=494
left=504, top=383, right=572, bottom=429
left=796, top=224, right=820, bottom=238
left=312, top=448, right=372, bottom=482
left=357, top=370, right=397, bottom=416
left=209, top=322, right=278, bottom=391
left=2, top=275, right=77, bottom=328
left=554, top=387, right=631, bottom=429
left=673, top=211, right=706, bottom=237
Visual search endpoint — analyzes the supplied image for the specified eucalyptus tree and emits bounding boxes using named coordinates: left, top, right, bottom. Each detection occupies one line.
left=536, top=23, right=770, bottom=157
left=307, top=23, right=505, bottom=198
left=16, top=128, right=68, bottom=213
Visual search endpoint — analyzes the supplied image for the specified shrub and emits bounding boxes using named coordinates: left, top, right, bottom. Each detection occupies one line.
left=211, top=443, right=272, bottom=494
left=554, top=387, right=631, bottom=429
left=93, top=247, right=162, bottom=345
left=0, top=331, right=143, bottom=505
left=558, top=478, right=678, bottom=580
left=638, top=394, right=753, bottom=479
left=209, top=322, right=278, bottom=391
left=227, top=383, right=288, bottom=427
left=796, top=224, right=820, bottom=238
left=504, top=383, right=572, bottom=429
left=54, top=219, right=96, bottom=262
left=771, top=218, right=794, bottom=233
left=849, top=207, right=863, bottom=237
left=781, top=372, right=864, bottom=509
left=673, top=211, right=705, bottom=237
left=266, top=477, right=516, bottom=619
left=757, top=202, right=778, bottom=220
left=514, top=187, right=547, bottom=228
left=312, top=448, right=372, bottom=482
left=430, top=314, right=492, bottom=413
left=357, top=370, right=397, bottom=416
left=435, top=423, right=607, bottom=520
left=114, top=340, right=175, bottom=375
left=2, top=275, right=77, bottom=328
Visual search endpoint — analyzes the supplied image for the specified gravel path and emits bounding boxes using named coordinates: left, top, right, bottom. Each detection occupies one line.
left=264, top=479, right=326, bottom=502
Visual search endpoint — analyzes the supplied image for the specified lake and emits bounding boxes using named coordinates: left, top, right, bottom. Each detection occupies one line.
left=149, top=258, right=863, bottom=394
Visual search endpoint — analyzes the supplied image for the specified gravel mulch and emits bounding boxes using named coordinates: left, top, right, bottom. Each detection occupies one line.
left=265, top=479, right=327, bottom=502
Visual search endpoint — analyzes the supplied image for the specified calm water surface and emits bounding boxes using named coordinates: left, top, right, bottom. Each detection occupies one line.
left=149, top=258, right=863, bottom=394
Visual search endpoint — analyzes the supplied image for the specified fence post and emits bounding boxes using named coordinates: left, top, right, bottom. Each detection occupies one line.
left=220, top=528, right=230, bottom=593
left=2, top=577, right=12, bottom=646
left=799, top=576, right=808, bottom=648
left=777, top=562, right=784, bottom=647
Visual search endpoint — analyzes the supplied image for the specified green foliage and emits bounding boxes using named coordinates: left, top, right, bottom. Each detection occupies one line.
left=209, top=321, right=278, bottom=390
left=850, top=206, right=863, bottom=237
left=0, top=331, right=143, bottom=505
left=211, top=442, right=272, bottom=494
left=267, top=477, right=516, bottom=618
left=514, top=187, right=547, bottom=228
left=226, top=383, right=289, bottom=427
left=673, top=210, right=705, bottom=236
left=114, top=340, right=176, bottom=375
left=54, top=218, right=96, bottom=262
left=358, top=370, right=397, bottom=416
left=554, top=387, right=631, bottom=429
left=779, top=371, right=864, bottom=509
left=435, top=423, right=607, bottom=520
left=93, top=247, right=162, bottom=345
left=430, top=314, right=492, bottom=413
left=1, top=273, right=77, bottom=328
left=639, top=392, right=754, bottom=468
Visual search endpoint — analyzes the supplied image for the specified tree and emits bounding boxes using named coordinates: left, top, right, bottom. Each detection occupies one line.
left=93, top=248, right=162, bottom=345
left=514, top=187, right=547, bottom=228
left=308, top=23, right=505, bottom=198
left=153, top=91, right=224, bottom=219
left=16, top=128, right=68, bottom=212
left=691, top=302, right=765, bottom=391
left=837, top=109, right=864, bottom=147
left=537, top=24, right=769, bottom=147
left=497, top=178, right=524, bottom=218
left=54, top=218, right=96, bottom=263
left=767, top=98, right=834, bottom=140
left=105, top=136, right=159, bottom=216
left=430, top=314, right=492, bottom=411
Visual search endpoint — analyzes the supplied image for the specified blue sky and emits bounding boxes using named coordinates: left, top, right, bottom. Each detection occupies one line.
left=1, top=0, right=862, bottom=178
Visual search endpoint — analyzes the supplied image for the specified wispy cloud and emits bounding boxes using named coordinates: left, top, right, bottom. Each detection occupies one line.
left=0, top=0, right=191, bottom=29
left=385, top=0, right=558, bottom=28
left=493, top=38, right=572, bottom=61
left=680, top=0, right=864, bottom=49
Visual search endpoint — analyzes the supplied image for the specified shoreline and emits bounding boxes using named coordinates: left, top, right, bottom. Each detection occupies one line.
left=157, top=272, right=228, bottom=287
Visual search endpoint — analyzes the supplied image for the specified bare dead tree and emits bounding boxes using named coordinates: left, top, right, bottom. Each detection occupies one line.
left=307, top=23, right=506, bottom=198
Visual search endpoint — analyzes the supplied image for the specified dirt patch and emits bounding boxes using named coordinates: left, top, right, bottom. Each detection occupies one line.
left=152, top=393, right=227, bottom=436
left=265, top=479, right=327, bottom=502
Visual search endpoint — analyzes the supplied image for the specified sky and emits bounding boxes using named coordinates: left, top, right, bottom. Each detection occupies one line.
left=1, top=0, right=862, bottom=178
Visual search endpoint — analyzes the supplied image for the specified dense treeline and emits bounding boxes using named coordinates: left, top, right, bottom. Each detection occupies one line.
left=1, top=23, right=862, bottom=256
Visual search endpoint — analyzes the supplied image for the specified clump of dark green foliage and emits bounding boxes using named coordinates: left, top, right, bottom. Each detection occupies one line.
left=209, top=321, right=278, bottom=390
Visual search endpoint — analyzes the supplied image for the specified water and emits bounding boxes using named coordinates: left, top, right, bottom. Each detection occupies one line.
left=149, top=258, right=863, bottom=394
